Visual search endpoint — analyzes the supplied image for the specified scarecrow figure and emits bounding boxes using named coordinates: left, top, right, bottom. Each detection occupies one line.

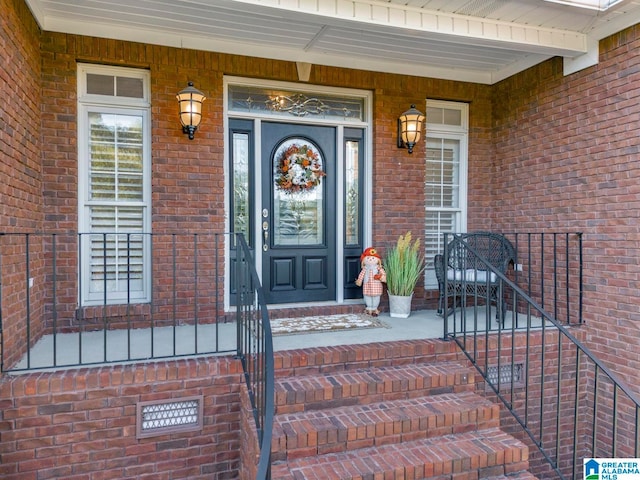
left=355, top=247, right=387, bottom=316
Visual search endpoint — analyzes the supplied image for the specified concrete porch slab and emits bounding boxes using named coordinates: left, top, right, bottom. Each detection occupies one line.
left=10, top=308, right=544, bottom=372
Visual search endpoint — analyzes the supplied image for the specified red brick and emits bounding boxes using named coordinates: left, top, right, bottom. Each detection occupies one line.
left=4, top=0, right=640, bottom=475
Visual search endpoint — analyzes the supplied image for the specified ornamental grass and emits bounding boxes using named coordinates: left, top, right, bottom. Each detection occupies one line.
left=383, top=231, right=425, bottom=296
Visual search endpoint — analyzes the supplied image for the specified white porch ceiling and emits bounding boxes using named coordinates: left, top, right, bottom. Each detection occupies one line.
left=24, top=0, right=640, bottom=84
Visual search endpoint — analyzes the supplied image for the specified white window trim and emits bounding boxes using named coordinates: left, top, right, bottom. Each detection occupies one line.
left=77, top=64, right=152, bottom=306
left=424, top=100, right=469, bottom=289
left=77, top=63, right=151, bottom=106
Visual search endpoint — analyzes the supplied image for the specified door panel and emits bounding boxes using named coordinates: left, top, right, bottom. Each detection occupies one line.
left=271, top=257, right=295, bottom=291
left=261, top=122, right=336, bottom=303
left=303, top=256, right=327, bottom=289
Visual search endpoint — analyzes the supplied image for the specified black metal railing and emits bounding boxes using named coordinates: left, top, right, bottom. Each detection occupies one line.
left=235, top=234, right=274, bottom=480
left=445, top=233, right=640, bottom=479
left=0, top=231, right=276, bottom=477
left=0, top=232, right=240, bottom=371
left=441, top=232, right=583, bottom=336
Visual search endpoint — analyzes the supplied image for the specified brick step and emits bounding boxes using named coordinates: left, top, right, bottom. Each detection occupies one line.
left=273, top=339, right=462, bottom=379
left=272, top=391, right=500, bottom=462
left=275, top=361, right=476, bottom=414
left=271, top=427, right=530, bottom=480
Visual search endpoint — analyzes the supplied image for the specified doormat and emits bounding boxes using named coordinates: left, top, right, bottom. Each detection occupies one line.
left=269, top=313, right=388, bottom=336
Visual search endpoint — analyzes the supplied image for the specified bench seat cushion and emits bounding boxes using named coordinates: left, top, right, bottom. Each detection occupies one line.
left=447, top=268, right=497, bottom=283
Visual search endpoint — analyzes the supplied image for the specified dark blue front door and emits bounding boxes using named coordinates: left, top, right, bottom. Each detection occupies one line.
left=261, top=122, right=336, bottom=304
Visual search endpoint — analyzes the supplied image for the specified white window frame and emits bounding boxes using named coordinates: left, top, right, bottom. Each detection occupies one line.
left=77, top=64, right=152, bottom=306
left=424, top=100, right=469, bottom=288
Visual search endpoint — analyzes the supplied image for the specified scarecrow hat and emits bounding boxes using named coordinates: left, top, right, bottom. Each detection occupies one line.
left=360, top=247, right=381, bottom=263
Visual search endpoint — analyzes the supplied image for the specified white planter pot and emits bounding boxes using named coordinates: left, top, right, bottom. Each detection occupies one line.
left=388, top=293, right=413, bottom=318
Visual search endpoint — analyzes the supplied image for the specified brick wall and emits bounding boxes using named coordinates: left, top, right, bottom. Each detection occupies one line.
left=0, top=357, right=244, bottom=479
left=0, top=0, right=42, bottom=231
left=491, top=25, right=640, bottom=391
left=4, top=0, right=640, bottom=476
left=37, top=31, right=493, bottom=314
left=0, top=0, right=46, bottom=372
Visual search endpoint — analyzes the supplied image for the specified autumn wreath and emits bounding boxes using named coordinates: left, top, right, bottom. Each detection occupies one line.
left=274, top=143, right=326, bottom=194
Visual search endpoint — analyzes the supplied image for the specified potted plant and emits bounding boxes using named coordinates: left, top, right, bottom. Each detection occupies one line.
left=383, top=231, right=425, bottom=318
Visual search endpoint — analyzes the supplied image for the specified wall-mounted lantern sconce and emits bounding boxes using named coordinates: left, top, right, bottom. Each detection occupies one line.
left=177, top=82, right=206, bottom=140
left=397, top=104, right=425, bottom=154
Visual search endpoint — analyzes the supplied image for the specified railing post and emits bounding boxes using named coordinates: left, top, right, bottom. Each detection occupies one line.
left=577, top=232, right=584, bottom=324
left=235, top=233, right=243, bottom=359
left=25, top=233, right=31, bottom=369
left=442, top=232, right=449, bottom=339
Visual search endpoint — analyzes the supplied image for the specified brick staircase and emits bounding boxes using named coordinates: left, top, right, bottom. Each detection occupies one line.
left=270, top=340, right=536, bottom=479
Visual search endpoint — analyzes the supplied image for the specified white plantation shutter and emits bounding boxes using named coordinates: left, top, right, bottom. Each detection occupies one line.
left=88, top=208, right=145, bottom=296
left=89, top=113, right=144, bottom=202
left=89, top=112, right=144, bottom=202
left=78, top=64, right=150, bottom=305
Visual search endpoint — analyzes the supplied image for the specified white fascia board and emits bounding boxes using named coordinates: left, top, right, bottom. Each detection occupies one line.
left=229, top=0, right=588, bottom=56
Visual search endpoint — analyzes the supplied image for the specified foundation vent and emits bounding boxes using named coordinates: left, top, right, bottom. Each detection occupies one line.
left=137, top=395, right=203, bottom=438
left=486, top=363, right=523, bottom=386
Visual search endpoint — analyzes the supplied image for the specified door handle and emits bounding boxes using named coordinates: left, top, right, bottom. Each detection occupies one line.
left=262, top=220, right=269, bottom=251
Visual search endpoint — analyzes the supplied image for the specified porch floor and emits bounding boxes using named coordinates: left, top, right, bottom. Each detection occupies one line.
left=13, top=307, right=544, bottom=371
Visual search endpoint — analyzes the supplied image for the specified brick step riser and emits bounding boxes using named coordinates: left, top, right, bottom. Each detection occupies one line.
left=270, top=348, right=536, bottom=479
left=272, top=394, right=502, bottom=462
left=274, top=362, right=478, bottom=415
left=271, top=428, right=531, bottom=480
left=273, top=339, right=464, bottom=379
left=272, top=462, right=535, bottom=480
left=275, top=383, right=477, bottom=414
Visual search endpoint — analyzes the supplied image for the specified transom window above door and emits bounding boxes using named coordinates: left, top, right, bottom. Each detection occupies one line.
left=228, top=84, right=366, bottom=122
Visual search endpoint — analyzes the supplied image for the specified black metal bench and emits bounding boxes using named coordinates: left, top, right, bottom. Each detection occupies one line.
left=434, top=232, right=516, bottom=325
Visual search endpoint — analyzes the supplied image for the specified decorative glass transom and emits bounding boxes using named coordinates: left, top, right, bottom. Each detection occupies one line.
left=228, top=85, right=365, bottom=122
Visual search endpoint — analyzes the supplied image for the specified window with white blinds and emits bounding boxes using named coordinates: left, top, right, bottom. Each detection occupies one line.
left=78, top=64, right=151, bottom=305
left=424, top=100, right=468, bottom=288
